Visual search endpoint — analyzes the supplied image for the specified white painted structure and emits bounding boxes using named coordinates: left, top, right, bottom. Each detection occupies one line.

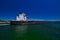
left=16, top=12, right=27, bottom=21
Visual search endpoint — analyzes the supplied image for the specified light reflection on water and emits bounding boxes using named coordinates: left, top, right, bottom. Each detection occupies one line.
left=15, top=25, right=27, bottom=37
left=10, top=24, right=28, bottom=40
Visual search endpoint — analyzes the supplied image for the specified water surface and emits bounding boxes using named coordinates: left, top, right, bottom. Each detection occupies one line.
left=0, top=22, right=60, bottom=40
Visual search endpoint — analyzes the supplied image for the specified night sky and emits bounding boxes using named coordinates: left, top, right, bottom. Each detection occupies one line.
left=0, top=0, right=60, bottom=20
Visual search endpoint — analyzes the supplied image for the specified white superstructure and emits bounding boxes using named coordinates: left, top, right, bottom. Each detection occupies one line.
left=16, top=12, right=27, bottom=21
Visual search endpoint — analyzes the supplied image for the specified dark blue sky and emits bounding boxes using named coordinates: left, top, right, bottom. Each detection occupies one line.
left=0, top=0, right=60, bottom=20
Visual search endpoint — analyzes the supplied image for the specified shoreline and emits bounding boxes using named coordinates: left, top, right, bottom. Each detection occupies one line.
left=0, top=20, right=60, bottom=25
left=0, top=22, right=10, bottom=24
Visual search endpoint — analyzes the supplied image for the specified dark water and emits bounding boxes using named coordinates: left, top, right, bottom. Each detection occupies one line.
left=0, top=22, right=60, bottom=40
